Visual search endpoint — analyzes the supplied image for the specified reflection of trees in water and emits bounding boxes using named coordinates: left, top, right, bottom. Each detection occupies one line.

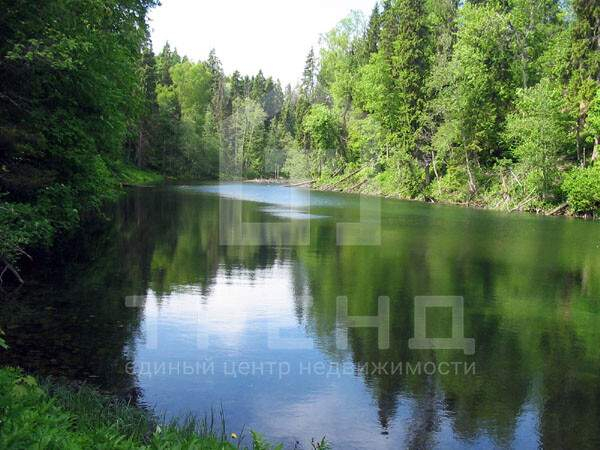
left=291, top=203, right=600, bottom=448
left=0, top=188, right=165, bottom=400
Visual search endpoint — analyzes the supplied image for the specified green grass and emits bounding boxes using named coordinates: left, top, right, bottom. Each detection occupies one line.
left=112, top=163, right=165, bottom=186
left=0, top=367, right=300, bottom=450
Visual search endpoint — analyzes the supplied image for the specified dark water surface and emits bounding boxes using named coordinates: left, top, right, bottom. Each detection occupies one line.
left=2, top=183, right=600, bottom=449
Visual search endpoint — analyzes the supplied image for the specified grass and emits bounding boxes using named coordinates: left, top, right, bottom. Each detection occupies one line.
left=0, top=367, right=306, bottom=450
left=112, top=162, right=165, bottom=186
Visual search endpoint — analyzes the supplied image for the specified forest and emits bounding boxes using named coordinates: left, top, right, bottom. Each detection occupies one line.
left=1, top=0, right=600, bottom=274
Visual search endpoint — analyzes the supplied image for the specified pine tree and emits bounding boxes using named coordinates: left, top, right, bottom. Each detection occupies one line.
left=364, top=3, right=382, bottom=58
left=379, top=0, right=431, bottom=163
left=570, top=0, right=600, bottom=163
left=207, top=49, right=226, bottom=125
left=301, top=48, right=317, bottom=100
left=156, top=42, right=181, bottom=86
left=134, top=41, right=159, bottom=168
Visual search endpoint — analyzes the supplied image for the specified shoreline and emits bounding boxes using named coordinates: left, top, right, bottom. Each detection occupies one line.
left=244, top=177, right=592, bottom=220
left=0, top=366, right=290, bottom=449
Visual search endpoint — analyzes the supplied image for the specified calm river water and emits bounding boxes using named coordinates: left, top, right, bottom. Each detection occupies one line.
left=2, top=183, right=600, bottom=449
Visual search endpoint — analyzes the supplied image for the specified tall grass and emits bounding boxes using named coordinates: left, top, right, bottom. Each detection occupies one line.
left=1, top=367, right=317, bottom=449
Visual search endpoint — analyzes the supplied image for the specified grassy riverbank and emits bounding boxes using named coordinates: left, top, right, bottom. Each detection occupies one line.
left=274, top=165, right=600, bottom=219
left=0, top=367, right=288, bottom=450
left=114, top=163, right=165, bottom=187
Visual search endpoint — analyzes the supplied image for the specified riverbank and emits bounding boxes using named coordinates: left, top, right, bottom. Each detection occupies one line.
left=0, top=367, right=286, bottom=449
left=0, top=164, right=165, bottom=287
left=248, top=169, right=597, bottom=219
left=114, top=163, right=165, bottom=187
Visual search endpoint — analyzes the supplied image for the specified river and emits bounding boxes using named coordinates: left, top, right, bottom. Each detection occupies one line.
left=2, top=182, right=600, bottom=449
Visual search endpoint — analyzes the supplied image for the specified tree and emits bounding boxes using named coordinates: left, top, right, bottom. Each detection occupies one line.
left=207, top=49, right=226, bottom=125
left=364, top=3, right=382, bottom=59
left=319, top=12, right=366, bottom=159
left=222, top=98, right=266, bottom=178
left=505, top=79, right=571, bottom=202
left=301, top=48, right=317, bottom=101
left=132, top=41, right=159, bottom=168
left=509, top=0, right=562, bottom=90
left=0, top=0, right=158, bottom=272
left=432, top=3, right=514, bottom=195
left=302, top=105, right=340, bottom=175
left=156, top=42, right=182, bottom=86
left=569, top=0, right=600, bottom=164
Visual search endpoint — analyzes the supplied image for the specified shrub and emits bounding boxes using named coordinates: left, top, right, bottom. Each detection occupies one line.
left=0, top=201, right=53, bottom=266
left=562, top=164, right=600, bottom=214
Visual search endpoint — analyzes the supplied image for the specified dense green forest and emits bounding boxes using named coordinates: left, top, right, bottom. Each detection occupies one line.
left=136, top=0, right=600, bottom=216
left=1, top=0, right=600, bottom=277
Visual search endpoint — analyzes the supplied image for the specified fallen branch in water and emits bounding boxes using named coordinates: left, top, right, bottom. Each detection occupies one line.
left=0, top=258, right=24, bottom=285
left=546, top=202, right=568, bottom=216
left=286, top=180, right=314, bottom=187
left=349, top=178, right=368, bottom=192
left=327, top=166, right=368, bottom=189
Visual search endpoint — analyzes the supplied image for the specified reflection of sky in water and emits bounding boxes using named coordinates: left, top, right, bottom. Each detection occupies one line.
left=181, top=183, right=313, bottom=207
left=134, top=264, right=404, bottom=450
left=259, top=207, right=327, bottom=220
left=133, top=262, right=532, bottom=450
left=178, top=183, right=351, bottom=215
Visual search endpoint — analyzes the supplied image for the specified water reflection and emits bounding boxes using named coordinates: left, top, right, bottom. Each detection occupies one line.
left=2, top=183, right=600, bottom=449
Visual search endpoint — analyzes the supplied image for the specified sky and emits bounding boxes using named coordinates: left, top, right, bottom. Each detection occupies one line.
left=148, top=0, right=376, bottom=87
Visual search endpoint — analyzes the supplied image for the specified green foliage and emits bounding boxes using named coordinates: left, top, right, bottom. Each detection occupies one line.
left=433, top=3, right=514, bottom=170
left=430, top=166, right=476, bottom=204
left=347, top=113, right=386, bottom=163
left=0, top=0, right=157, bottom=269
left=299, top=104, right=341, bottom=176
left=283, top=147, right=312, bottom=180
left=114, top=164, right=164, bottom=186
left=319, top=11, right=366, bottom=112
left=250, top=431, right=283, bottom=450
left=504, top=79, right=571, bottom=202
left=0, top=328, right=7, bottom=350
left=588, top=88, right=600, bottom=141
left=0, top=202, right=53, bottom=265
left=303, top=105, right=340, bottom=152
left=563, top=164, right=600, bottom=214
left=219, top=98, right=267, bottom=178
left=0, top=367, right=282, bottom=450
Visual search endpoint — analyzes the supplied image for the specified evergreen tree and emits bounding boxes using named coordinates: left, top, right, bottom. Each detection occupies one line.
left=156, top=42, right=181, bottom=86
left=569, top=0, right=600, bottom=163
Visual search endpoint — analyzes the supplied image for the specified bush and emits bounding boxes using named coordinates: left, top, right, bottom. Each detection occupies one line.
left=562, top=165, right=600, bottom=214
left=430, top=166, right=473, bottom=204
left=0, top=201, right=53, bottom=265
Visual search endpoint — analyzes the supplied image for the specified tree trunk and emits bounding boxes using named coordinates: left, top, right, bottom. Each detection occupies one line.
left=137, top=129, right=143, bottom=168
left=465, top=150, right=476, bottom=195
